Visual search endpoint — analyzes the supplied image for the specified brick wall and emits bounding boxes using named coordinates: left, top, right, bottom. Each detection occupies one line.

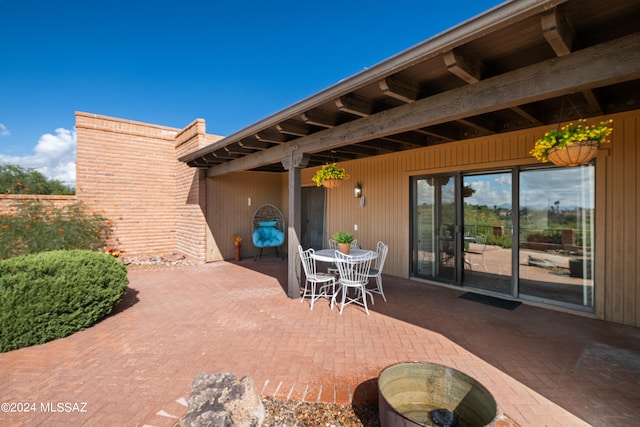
left=0, top=194, right=76, bottom=214
left=76, top=112, right=180, bottom=257
left=174, top=120, right=222, bottom=262
left=75, top=112, right=224, bottom=262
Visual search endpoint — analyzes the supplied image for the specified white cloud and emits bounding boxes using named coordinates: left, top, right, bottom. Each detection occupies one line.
left=0, top=123, right=10, bottom=137
left=0, top=128, right=77, bottom=187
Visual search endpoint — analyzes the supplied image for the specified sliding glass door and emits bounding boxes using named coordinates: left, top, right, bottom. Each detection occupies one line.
left=412, top=175, right=459, bottom=283
left=462, top=173, right=513, bottom=295
left=519, top=166, right=594, bottom=308
left=411, top=165, right=595, bottom=311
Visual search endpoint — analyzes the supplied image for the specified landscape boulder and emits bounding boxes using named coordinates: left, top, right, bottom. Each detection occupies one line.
left=181, top=372, right=265, bottom=427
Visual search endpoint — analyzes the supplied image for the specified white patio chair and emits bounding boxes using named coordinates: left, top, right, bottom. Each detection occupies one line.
left=334, top=251, right=374, bottom=315
left=327, top=239, right=340, bottom=275
left=465, top=234, right=488, bottom=271
left=298, top=245, right=337, bottom=310
left=365, top=241, right=388, bottom=302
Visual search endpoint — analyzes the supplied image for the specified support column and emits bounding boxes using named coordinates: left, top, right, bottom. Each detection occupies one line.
left=281, top=151, right=310, bottom=298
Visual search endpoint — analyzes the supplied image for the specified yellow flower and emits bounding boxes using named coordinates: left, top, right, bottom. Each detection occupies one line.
left=311, top=163, right=350, bottom=187
left=530, top=119, right=612, bottom=162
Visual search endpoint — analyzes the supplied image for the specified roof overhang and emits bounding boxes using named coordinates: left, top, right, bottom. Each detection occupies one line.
left=179, top=0, right=640, bottom=175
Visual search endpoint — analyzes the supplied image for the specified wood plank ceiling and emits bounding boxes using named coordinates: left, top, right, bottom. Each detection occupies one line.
left=180, top=0, right=640, bottom=174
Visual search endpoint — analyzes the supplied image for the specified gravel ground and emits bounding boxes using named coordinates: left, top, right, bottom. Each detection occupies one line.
left=176, top=398, right=380, bottom=426
left=261, top=397, right=380, bottom=427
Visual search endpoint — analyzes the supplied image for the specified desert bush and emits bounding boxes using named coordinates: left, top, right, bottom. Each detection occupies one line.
left=525, top=230, right=562, bottom=244
left=0, top=200, right=110, bottom=260
left=0, top=250, right=128, bottom=353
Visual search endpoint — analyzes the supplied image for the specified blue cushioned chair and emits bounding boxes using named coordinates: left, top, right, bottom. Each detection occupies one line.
left=252, top=204, right=285, bottom=261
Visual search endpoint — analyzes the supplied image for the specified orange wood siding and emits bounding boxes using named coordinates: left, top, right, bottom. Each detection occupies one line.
left=206, top=110, right=638, bottom=326
left=206, top=171, right=285, bottom=261
left=298, top=110, right=639, bottom=326
left=605, top=111, right=639, bottom=326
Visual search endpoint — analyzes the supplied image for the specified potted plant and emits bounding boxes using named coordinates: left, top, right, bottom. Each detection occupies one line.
left=232, top=236, right=242, bottom=261
left=333, top=231, right=354, bottom=254
left=312, top=163, right=349, bottom=188
left=530, top=119, right=613, bottom=166
left=462, top=184, right=476, bottom=198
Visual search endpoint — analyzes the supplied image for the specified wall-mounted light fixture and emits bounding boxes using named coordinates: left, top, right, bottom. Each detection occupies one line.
left=354, top=183, right=362, bottom=198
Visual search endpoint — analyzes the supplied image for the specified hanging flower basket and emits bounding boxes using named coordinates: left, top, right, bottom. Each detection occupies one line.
left=462, top=185, right=476, bottom=198
left=547, top=140, right=600, bottom=166
left=530, top=119, right=612, bottom=166
left=322, top=179, right=343, bottom=188
left=311, top=163, right=349, bottom=188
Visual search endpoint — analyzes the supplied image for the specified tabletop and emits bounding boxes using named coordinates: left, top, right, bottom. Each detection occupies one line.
left=312, top=248, right=378, bottom=263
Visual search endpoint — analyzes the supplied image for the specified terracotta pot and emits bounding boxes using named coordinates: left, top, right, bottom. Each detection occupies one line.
left=338, top=243, right=351, bottom=254
left=234, top=243, right=241, bottom=261
left=322, top=179, right=342, bottom=188
left=547, top=140, right=599, bottom=166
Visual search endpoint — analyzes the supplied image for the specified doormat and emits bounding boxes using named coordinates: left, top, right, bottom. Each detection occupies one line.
left=459, top=292, right=521, bottom=310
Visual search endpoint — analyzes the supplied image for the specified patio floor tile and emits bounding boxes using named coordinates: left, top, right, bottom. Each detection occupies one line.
left=1, top=259, right=639, bottom=426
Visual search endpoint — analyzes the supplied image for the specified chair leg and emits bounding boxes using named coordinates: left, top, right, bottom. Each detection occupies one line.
left=254, top=248, right=262, bottom=261
left=330, top=283, right=338, bottom=309
left=376, top=276, right=387, bottom=302
left=360, top=286, right=370, bottom=315
left=309, top=282, right=317, bottom=310
left=339, top=286, right=347, bottom=315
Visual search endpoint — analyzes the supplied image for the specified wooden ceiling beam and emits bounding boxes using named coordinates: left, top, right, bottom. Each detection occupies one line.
left=443, top=48, right=483, bottom=84
left=300, top=110, right=337, bottom=128
left=378, top=138, right=420, bottom=150
left=582, top=90, right=604, bottom=115
left=413, top=128, right=457, bottom=142
left=510, top=106, right=543, bottom=126
left=541, top=8, right=603, bottom=116
left=276, top=121, right=310, bottom=137
left=446, top=48, right=547, bottom=126
left=238, top=138, right=271, bottom=150
left=332, top=143, right=382, bottom=157
left=255, top=132, right=287, bottom=144
left=335, top=94, right=373, bottom=117
left=456, top=118, right=496, bottom=134
left=205, top=34, right=640, bottom=176
left=378, top=75, right=419, bottom=103
left=224, top=144, right=254, bottom=156
left=309, top=150, right=358, bottom=166
left=541, top=8, right=573, bottom=57
left=380, top=132, right=426, bottom=148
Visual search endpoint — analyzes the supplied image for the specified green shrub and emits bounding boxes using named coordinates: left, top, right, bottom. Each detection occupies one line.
left=487, top=234, right=512, bottom=248
left=0, top=250, right=128, bottom=353
left=0, top=200, right=110, bottom=260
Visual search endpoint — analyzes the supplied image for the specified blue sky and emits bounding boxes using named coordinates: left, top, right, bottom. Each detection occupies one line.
left=0, top=0, right=504, bottom=186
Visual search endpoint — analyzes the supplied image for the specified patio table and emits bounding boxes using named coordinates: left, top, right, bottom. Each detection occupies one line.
left=312, top=248, right=378, bottom=263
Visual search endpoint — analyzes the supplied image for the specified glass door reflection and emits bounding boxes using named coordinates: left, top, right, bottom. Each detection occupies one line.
left=413, top=175, right=458, bottom=283
left=462, top=173, right=513, bottom=295
left=519, top=166, right=594, bottom=308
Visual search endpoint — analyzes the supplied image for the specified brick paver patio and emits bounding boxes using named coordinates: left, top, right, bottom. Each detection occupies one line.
left=1, top=259, right=639, bottom=426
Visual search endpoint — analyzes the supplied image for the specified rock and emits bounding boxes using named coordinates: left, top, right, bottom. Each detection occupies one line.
left=181, top=372, right=265, bottom=427
left=161, top=252, right=186, bottom=263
